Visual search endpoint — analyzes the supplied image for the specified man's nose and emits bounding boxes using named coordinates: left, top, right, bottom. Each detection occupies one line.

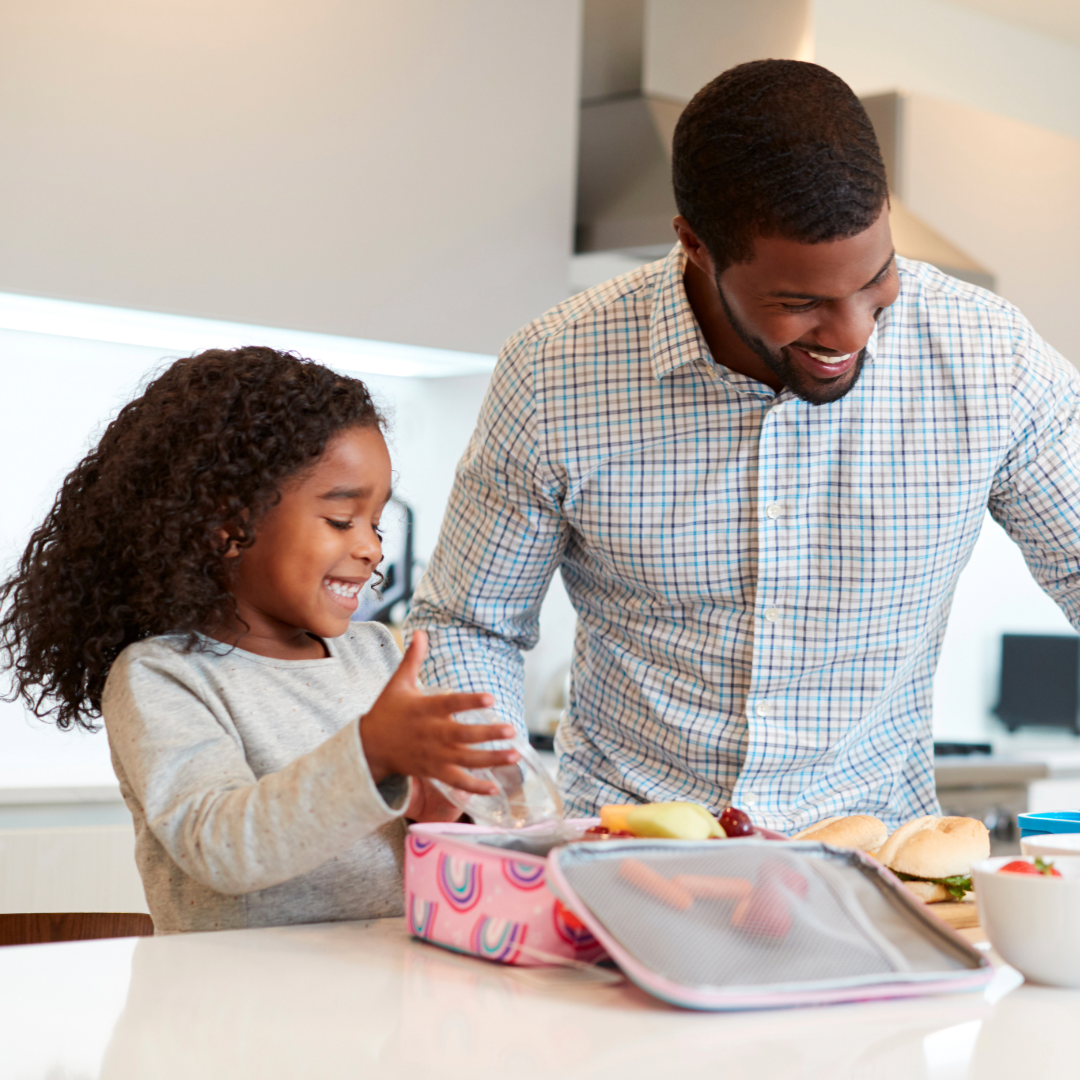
left=813, top=299, right=877, bottom=356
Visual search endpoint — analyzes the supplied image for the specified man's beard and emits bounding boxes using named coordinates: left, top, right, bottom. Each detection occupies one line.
left=715, top=281, right=867, bottom=406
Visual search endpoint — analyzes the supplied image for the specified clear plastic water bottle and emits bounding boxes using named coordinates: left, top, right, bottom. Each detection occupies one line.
left=429, top=704, right=564, bottom=829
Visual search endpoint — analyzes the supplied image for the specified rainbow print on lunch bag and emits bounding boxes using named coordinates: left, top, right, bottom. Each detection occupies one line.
left=407, top=893, right=438, bottom=940
left=470, top=916, right=527, bottom=963
left=437, top=853, right=482, bottom=912
left=404, top=821, right=607, bottom=968
left=503, top=859, right=546, bottom=890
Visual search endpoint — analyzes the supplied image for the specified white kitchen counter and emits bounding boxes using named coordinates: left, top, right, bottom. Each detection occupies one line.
left=0, top=917, right=1074, bottom=1080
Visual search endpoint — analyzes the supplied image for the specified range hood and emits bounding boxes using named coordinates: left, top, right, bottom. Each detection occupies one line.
left=575, top=90, right=995, bottom=292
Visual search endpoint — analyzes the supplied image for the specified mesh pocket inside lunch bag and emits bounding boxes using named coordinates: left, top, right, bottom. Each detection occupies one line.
left=546, top=840, right=992, bottom=1010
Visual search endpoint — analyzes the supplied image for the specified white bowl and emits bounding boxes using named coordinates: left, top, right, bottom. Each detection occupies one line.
left=1020, top=833, right=1080, bottom=858
left=973, top=855, right=1080, bottom=988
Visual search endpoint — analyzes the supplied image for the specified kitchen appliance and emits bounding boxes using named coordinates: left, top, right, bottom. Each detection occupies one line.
left=993, top=633, right=1080, bottom=734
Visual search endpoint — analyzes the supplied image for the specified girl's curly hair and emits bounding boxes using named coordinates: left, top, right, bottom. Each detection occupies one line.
left=0, top=346, right=384, bottom=732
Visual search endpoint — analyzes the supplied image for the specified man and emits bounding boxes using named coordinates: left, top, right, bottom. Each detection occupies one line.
left=404, top=60, right=1080, bottom=832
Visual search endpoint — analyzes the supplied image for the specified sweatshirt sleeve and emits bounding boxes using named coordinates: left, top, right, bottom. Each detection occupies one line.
left=103, top=646, right=408, bottom=897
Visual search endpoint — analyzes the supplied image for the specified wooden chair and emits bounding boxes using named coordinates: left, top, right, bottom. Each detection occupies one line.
left=0, top=912, right=154, bottom=946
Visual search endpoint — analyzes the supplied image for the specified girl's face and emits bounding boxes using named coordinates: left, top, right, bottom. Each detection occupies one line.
left=221, top=425, right=392, bottom=658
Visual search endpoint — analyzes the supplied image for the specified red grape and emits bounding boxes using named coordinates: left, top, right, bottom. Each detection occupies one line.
left=580, top=826, right=634, bottom=841
left=719, top=807, right=754, bottom=837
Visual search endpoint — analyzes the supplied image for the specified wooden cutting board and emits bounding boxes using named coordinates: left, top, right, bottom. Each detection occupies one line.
left=926, top=899, right=981, bottom=930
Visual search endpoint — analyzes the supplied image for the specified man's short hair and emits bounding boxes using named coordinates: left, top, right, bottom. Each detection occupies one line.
left=672, top=60, right=888, bottom=273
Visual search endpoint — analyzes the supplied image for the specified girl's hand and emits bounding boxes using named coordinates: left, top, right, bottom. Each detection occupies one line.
left=360, top=630, right=518, bottom=795
left=405, top=777, right=466, bottom=823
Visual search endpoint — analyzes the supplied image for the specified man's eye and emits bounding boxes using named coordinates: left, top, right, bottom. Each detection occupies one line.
left=327, top=519, right=352, bottom=531
left=781, top=301, right=817, bottom=312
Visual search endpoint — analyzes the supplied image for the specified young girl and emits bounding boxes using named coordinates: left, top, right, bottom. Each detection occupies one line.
left=0, top=347, right=516, bottom=933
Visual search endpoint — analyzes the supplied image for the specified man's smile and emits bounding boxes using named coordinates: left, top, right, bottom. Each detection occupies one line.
left=787, top=344, right=861, bottom=382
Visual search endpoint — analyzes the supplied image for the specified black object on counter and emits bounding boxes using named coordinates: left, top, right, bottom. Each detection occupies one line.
left=933, top=742, right=992, bottom=757
left=993, top=633, right=1080, bottom=734
left=528, top=732, right=555, bottom=752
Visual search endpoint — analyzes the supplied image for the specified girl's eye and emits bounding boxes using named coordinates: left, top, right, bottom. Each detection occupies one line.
left=327, top=519, right=352, bottom=531
left=373, top=525, right=384, bottom=540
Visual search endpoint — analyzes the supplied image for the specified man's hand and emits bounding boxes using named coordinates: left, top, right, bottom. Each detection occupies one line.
left=360, top=630, right=517, bottom=795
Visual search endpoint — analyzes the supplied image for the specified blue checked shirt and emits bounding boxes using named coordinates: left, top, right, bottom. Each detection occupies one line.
left=406, top=245, right=1080, bottom=832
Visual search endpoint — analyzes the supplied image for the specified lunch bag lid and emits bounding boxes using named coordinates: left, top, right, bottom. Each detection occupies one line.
left=546, top=840, right=993, bottom=1010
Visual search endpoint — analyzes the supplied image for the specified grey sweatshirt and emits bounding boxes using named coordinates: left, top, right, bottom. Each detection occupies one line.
left=101, top=623, right=408, bottom=933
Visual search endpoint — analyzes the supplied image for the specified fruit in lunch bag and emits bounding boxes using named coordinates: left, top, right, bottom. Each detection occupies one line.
left=599, top=804, right=635, bottom=832
left=731, top=862, right=809, bottom=940
left=624, top=802, right=726, bottom=840
left=600, top=801, right=726, bottom=840
left=719, top=807, right=755, bottom=837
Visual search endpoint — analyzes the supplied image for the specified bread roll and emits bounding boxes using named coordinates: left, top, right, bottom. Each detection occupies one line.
left=899, top=879, right=952, bottom=903
left=790, top=814, right=888, bottom=853
left=880, top=816, right=990, bottom=880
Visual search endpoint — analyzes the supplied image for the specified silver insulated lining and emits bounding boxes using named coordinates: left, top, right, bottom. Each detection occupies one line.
left=557, top=842, right=936, bottom=991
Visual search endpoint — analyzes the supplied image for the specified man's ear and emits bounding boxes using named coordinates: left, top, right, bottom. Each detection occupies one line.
left=673, top=216, right=716, bottom=279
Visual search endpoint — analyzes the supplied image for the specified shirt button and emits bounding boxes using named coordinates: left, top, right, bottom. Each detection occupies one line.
left=755, top=702, right=771, bottom=717
left=766, top=503, right=783, bottom=519
left=742, top=790, right=759, bottom=805
left=764, top=607, right=780, bottom=622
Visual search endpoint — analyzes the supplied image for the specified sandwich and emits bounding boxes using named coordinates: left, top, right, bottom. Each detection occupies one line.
left=875, top=815, right=990, bottom=902
left=790, top=814, right=888, bottom=853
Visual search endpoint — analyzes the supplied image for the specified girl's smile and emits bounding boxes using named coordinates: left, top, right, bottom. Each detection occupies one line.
left=216, top=425, right=393, bottom=660
left=324, top=576, right=366, bottom=607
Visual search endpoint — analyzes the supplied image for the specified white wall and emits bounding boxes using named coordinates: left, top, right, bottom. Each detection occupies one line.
left=644, top=0, right=812, bottom=100
left=933, top=514, right=1076, bottom=742
left=816, top=0, right=1080, bottom=144
left=0, top=0, right=581, bottom=356
left=899, top=94, right=1080, bottom=362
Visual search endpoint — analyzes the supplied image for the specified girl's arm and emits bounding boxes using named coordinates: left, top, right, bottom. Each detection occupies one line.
left=103, top=635, right=513, bottom=897
left=103, top=648, right=406, bottom=897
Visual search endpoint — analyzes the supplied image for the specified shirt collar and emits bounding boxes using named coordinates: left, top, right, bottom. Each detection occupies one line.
left=648, top=244, right=712, bottom=381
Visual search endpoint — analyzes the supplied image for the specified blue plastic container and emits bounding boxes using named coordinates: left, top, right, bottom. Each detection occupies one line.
left=1018, top=810, right=1080, bottom=838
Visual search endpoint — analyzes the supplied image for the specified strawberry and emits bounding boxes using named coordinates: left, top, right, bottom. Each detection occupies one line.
left=998, top=857, right=1061, bottom=877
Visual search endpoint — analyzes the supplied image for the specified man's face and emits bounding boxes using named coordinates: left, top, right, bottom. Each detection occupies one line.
left=708, top=207, right=899, bottom=405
